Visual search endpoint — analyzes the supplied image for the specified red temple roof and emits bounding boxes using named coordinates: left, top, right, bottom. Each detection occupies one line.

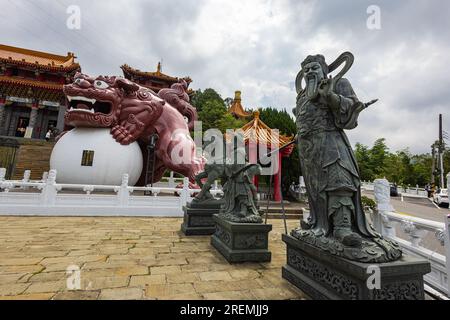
left=0, top=44, right=80, bottom=72
left=121, top=63, right=192, bottom=84
left=0, top=44, right=80, bottom=102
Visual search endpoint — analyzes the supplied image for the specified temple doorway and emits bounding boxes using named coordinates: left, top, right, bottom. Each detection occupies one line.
left=15, top=117, right=28, bottom=137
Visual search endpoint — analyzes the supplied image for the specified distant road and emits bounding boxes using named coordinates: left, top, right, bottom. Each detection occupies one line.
left=362, top=190, right=448, bottom=223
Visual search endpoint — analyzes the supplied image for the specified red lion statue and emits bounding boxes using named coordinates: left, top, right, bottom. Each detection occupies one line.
left=60, top=72, right=203, bottom=184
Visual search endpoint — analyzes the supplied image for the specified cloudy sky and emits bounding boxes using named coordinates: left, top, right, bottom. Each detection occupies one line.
left=1, top=0, right=449, bottom=153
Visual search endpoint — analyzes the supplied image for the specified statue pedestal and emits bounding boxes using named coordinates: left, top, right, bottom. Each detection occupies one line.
left=282, top=234, right=431, bottom=300
left=211, top=214, right=272, bottom=263
left=180, top=200, right=222, bottom=236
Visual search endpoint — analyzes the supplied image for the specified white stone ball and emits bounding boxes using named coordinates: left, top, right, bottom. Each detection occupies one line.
left=50, top=128, right=143, bottom=186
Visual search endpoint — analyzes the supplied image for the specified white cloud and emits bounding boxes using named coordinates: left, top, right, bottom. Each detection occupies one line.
left=0, top=0, right=449, bottom=153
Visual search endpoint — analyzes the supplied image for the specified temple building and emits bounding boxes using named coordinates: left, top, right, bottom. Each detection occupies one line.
left=0, top=44, right=80, bottom=139
left=228, top=91, right=252, bottom=119
left=240, top=110, right=295, bottom=201
left=226, top=90, right=295, bottom=201
left=121, top=62, right=192, bottom=93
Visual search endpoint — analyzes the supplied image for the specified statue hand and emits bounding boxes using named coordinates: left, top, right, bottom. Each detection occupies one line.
left=318, top=76, right=335, bottom=99
left=318, top=76, right=340, bottom=108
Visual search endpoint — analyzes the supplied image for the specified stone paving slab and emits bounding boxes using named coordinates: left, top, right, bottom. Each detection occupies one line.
left=0, top=216, right=306, bottom=300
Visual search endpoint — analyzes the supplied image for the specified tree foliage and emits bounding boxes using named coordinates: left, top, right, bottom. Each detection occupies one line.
left=354, top=138, right=449, bottom=187
left=191, top=88, right=244, bottom=133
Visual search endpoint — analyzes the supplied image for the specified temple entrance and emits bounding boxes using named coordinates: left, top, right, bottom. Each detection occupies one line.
left=15, top=117, right=28, bottom=137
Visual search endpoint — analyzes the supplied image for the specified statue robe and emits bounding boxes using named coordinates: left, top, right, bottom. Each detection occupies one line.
left=294, top=78, right=377, bottom=238
left=221, top=164, right=259, bottom=217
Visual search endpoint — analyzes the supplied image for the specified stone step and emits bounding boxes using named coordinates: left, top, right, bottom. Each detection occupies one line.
left=264, top=207, right=303, bottom=214
left=262, top=213, right=302, bottom=220
left=260, top=207, right=303, bottom=220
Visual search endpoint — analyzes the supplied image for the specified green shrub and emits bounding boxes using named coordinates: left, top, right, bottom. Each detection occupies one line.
left=361, top=195, right=376, bottom=211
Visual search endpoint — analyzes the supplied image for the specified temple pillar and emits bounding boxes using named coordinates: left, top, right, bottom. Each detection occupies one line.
left=248, top=140, right=258, bottom=187
left=273, top=152, right=282, bottom=202
left=24, top=102, right=39, bottom=138
left=56, top=103, right=67, bottom=132
left=0, top=97, right=6, bottom=136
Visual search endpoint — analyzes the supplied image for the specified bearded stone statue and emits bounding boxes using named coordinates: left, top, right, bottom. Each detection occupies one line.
left=292, top=52, right=402, bottom=263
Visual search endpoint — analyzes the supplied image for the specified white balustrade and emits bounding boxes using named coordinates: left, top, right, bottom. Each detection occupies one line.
left=373, top=178, right=450, bottom=298
left=0, top=168, right=223, bottom=217
left=363, top=180, right=428, bottom=198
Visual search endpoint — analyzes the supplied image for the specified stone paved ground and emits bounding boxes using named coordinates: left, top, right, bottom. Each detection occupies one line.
left=0, top=217, right=306, bottom=300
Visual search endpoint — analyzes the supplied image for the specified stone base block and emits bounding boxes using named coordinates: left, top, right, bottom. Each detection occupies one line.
left=180, top=201, right=222, bottom=236
left=211, top=214, right=272, bottom=263
left=282, top=234, right=431, bottom=300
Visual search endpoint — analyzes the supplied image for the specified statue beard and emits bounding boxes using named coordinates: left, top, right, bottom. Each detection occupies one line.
left=305, top=74, right=319, bottom=100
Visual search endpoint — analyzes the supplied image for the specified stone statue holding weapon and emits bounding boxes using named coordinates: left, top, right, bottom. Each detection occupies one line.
left=219, top=146, right=263, bottom=223
left=291, top=52, right=401, bottom=263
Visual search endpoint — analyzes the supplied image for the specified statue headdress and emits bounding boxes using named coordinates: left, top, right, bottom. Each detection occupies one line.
left=301, top=54, right=329, bottom=75
left=296, top=52, right=354, bottom=94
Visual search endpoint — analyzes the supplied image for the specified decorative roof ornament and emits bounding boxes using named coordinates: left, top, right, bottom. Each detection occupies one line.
left=157, top=61, right=162, bottom=74
left=228, top=90, right=252, bottom=119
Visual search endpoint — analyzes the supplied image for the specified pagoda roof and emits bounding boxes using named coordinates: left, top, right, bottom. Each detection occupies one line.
left=121, top=63, right=192, bottom=84
left=0, top=44, right=80, bottom=72
left=228, top=91, right=252, bottom=118
left=241, top=110, right=295, bottom=147
left=0, top=76, right=64, bottom=102
left=226, top=110, right=295, bottom=156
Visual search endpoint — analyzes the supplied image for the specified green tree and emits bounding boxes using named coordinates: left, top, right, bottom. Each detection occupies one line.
left=354, top=143, right=374, bottom=181
left=190, top=88, right=225, bottom=114
left=198, top=100, right=227, bottom=132
left=259, top=108, right=296, bottom=136
left=216, top=113, right=246, bottom=133
left=370, top=138, right=389, bottom=177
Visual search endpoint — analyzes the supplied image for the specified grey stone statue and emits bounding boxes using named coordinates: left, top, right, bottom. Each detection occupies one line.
left=219, top=146, right=262, bottom=223
left=292, top=52, right=402, bottom=263
left=192, top=163, right=226, bottom=203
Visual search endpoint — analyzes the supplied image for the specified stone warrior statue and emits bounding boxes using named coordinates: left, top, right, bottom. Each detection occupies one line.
left=292, top=52, right=402, bottom=263
left=219, top=146, right=262, bottom=223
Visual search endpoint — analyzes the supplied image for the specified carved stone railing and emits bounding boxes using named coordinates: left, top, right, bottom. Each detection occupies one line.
left=361, top=181, right=375, bottom=191
left=0, top=168, right=223, bottom=217
left=373, top=178, right=450, bottom=298
left=362, top=180, right=428, bottom=198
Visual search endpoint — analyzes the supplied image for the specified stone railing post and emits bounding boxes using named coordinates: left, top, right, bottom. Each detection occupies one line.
left=400, top=221, right=426, bottom=247
left=374, top=178, right=395, bottom=237
left=168, top=171, right=175, bottom=188
left=180, top=177, right=189, bottom=207
left=22, top=170, right=31, bottom=182
left=447, top=172, right=450, bottom=207
left=40, top=169, right=59, bottom=206
left=445, top=211, right=450, bottom=297
left=21, top=170, right=31, bottom=190
left=116, top=174, right=130, bottom=207
left=0, top=168, right=6, bottom=182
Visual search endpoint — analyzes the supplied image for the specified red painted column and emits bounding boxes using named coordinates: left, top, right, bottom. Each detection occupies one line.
left=248, top=140, right=258, bottom=186
left=273, top=152, right=282, bottom=201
